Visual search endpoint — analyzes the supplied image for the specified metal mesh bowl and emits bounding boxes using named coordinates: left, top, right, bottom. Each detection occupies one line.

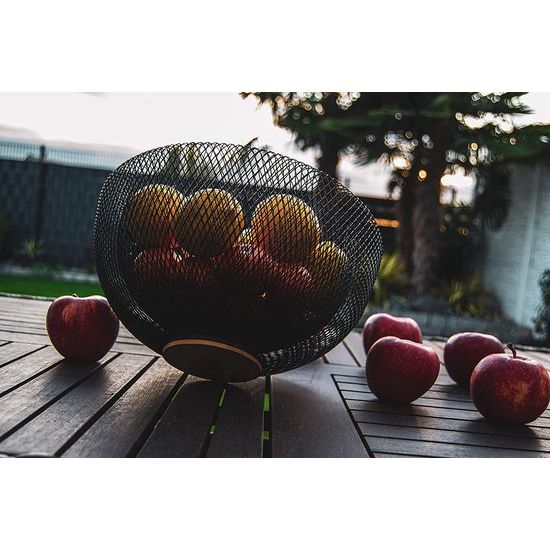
left=94, top=143, right=382, bottom=380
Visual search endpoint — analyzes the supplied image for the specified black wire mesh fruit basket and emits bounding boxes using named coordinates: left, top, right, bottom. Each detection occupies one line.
left=95, top=143, right=382, bottom=381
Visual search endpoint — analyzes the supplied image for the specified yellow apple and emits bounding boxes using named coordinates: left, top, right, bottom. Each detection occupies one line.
left=171, top=188, right=245, bottom=257
left=127, top=184, right=183, bottom=247
left=250, top=194, right=320, bottom=263
left=308, top=241, right=350, bottom=296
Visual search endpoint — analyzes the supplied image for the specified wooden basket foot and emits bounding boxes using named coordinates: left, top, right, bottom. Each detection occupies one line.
left=162, top=339, right=262, bottom=382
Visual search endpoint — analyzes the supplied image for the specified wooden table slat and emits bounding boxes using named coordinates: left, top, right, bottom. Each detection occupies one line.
left=0, top=314, right=50, bottom=326
left=343, top=331, right=366, bottom=366
left=426, top=339, right=445, bottom=351
left=0, top=353, right=153, bottom=456
left=63, top=358, right=184, bottom=458
left=367, top=436, right=548, bottom=458
left=337, top=381, right=474, bottom=403
left=206, top=378, right=265, bottom=458
left=0, top=305, right=46, bottom=313
left=0, top=346, right=63, bottom=396
left=271, top=361, right=369, bottom=457
left=0, top=329, right=155, bottom=356
left=137, top=375, right=224, bottom=458
left=351, top=409, right=550, bottom=441
left=0, top=321, right=141, bottom=345
left=0, top=341, right=45, bottom=367
left=346, top=398, right=550, bottom=427
left=0, top=352, right=117, bottom=441
left=0, top=314, right=48, bottom=325
left=0, top=330, right=49, bottom=345
left=334, top=374, right=458, bottom=398
left=359, top=422, right=550, bottom=453
left=324, top=342, right=359, bottom=367
left=346, top=390, right=550, bottom=419
left=342, top=390, right=482, bottom=412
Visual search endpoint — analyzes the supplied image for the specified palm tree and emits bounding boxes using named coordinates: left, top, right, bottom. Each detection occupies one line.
left=324, top=92, right=550, bottom=297
left=242, top=92, right=364, bottom=179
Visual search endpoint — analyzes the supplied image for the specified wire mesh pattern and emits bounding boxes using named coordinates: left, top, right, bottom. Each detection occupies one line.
left=94, top=143, right=382, bottom=375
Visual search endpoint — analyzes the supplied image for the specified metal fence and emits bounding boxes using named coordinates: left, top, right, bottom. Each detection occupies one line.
left=0, top=139, right=132, bottom=170
left=0, top=140, right=133, bottom=268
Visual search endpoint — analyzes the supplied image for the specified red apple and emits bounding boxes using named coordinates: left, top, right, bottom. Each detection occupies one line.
left=366, top=336, right=440, bottom=404
left=267, top=261, right=313, bottom=310
left=174, top=253, right=216, bottom=295
left=46, top=295, right=119, bottom=362
left=363, top=312, right=423, bottom=353
left=134, top=247, right=182, bottom=289
left=218, top=243, right=275, bottom=297
left=444, top=332, right=505, bottom=387
left=270, top=261, right=312, bottom=296
left=470, top=344, right=550, bottom=425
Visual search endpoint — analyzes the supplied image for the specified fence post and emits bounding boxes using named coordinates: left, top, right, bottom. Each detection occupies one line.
left=34, top=144, right=48, bottom=243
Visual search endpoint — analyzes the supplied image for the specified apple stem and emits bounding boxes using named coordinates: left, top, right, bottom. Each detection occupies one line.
left=506, top=342, right=517, bottom=359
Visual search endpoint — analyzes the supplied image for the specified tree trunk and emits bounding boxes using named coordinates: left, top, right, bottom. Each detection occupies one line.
left=316, top=93, right=342, bottom=181
left=396, top=175, right=415, bottom=272
left=411, top=168, right=444, bottom=297
left=317, top=141, right=340, bottom=179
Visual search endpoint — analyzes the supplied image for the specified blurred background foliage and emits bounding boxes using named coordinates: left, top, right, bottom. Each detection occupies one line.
left=371, top=252, right=409, bottom=308
left=440, top=277, right=500, bottom=319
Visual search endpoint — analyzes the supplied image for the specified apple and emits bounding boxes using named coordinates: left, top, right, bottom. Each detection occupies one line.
left=46, top=295, right=119, bottom=362
left=366, top=336, right=440, bottom=404
left=250, top=194, right=320, bottom=263
left=133, top=247, right=182, bottom=290
left=171, top=188, right=245, bottom=258
left=267, top=261, right=313, bottom=310
left=174, top=253, right=217, bottom=296
left=243, top=261, right=313, bottom=347
left=307, top=241, right=350, bottom=319
left=308, top=240, right=350, bottom=296
left=470, top=344, right=550, bottom=425
left=126, top=184, right=184, bottom=248
left=363, top=312, right=423, bottom=353
left=218, top=243, right=275, bottom=297
left=444, top=332, right=505, bottom=387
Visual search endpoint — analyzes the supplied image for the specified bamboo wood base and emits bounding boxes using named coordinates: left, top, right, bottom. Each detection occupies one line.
left=162, top=339, right=262, bottom=382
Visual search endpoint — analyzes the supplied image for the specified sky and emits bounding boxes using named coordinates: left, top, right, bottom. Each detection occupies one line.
left=1, top=92, right=549, bottom=199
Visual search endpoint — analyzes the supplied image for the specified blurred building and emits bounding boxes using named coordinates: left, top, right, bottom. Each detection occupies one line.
left=481, top=164, right=550, bottom=329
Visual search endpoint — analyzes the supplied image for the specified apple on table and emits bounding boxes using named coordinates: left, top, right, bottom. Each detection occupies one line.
left=444, top=332, right=505, bottom=387
left=470, top=343, right=550, bottom=425
left=366, top=336, right=440, bottom=404
left=46, top=294, right=119, bottom=362
left=363, top=312, right=423, bottom=354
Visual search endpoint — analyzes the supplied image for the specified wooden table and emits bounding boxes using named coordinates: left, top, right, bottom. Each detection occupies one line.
left=1, top=295, right=549, bottom=458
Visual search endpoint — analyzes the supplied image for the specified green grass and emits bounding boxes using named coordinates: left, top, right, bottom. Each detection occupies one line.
left=0, top=274, right=104, bottom=299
